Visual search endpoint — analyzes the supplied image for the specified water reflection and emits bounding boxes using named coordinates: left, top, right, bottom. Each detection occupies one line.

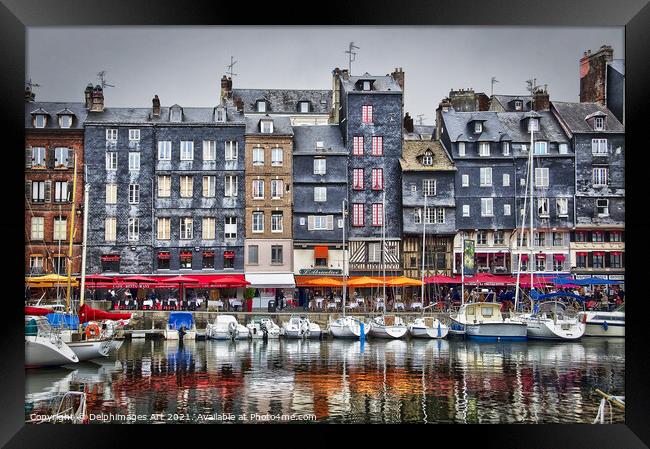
left=25, top=338, right=624, bottom=423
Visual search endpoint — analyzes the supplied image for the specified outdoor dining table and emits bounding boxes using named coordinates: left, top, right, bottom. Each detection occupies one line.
left=229, top=298, right=242, bottom=310
left=394, top=302, right=405, bottom=311
left=410, top=302, right=423, bottom=311
left=314, top=297, right=325, bottom=309
left=375, top=300, right=385, bottom=311
left=327, top=301, right=338, bottom=310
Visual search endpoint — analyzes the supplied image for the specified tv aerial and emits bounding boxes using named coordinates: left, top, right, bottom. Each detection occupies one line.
left=97, top=71, right=115, bottom=89
left=226, top=56, right=238, bottom=78
left=345, top=41, right=360, bottom=74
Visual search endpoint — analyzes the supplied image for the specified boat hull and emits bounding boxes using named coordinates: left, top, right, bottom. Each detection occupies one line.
left=68, top=339, right=112, bottom=361
left=463, top=322, right=527, bottom=341
left=330, top=319, right=370, bottom=338
left=584, top=322, right=625, bottom=337
left=408, top=324, right=449, bottom=339
left=525, top=319, right=585, bottom=340
left=164, top=329, right=197, bottom=340
left=369, top=325, right=407, bottom=339
left=25, top=338, right=79, bottom=368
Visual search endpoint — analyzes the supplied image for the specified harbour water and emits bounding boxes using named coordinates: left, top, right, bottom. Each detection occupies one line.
left=25, top=338, right=624, bottom=424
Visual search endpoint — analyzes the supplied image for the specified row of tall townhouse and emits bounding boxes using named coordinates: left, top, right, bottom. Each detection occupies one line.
left=24, top=46, right=625, bottom=295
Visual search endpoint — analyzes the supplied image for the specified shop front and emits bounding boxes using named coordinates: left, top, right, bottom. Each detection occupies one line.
left=245, top=273, right=296, bottom=311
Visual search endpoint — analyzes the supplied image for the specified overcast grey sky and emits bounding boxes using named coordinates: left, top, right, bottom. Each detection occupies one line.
left=27, top=26, right=623, bottom=124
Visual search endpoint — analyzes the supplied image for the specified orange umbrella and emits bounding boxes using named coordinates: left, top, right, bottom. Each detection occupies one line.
left=386, top=276, right=423, bottom=287
left=304, top=277, right=343, bottom=287
left=347, top=276, right=385, bottom=287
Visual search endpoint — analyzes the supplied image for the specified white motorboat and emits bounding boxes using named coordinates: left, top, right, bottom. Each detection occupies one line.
left=206, top=315, right=248, bottom=340
left=260, top=317, right=281, bottom=339
left=282, top=315, right=321, bottom=339
left=368, top=315, right=408, bottom=339
left=329, top=315, right=370, bottom=338
left=521, top=301, right=585, bottom=340
left=25, top=315, right=79, bottom=368
left=246, top=320, right=265, bottom=339
left=164, top=312, right=197, bottom=340
left=407, top=316, right=449, bottom=339
left=450, top=302, right=527, bottom=341
left=578, top=304, right=625, bottom=337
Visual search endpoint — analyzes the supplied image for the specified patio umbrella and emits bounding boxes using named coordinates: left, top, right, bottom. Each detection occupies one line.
left=386, top=276, right=423, bottom=287
left=572, top=277, right=622, bottom=286
left=209, top=276, right=251, bottom=288
left=346, top=276, right=385, bottom=287
left=164, top=275, right=200, bottom=303
left=83, top=274, right=114, bottom=283
left=424, top=274, right=461, bottom=284
left=303, top=277, right=344, bottom=287
left=26, top=274, right=79, bottom=288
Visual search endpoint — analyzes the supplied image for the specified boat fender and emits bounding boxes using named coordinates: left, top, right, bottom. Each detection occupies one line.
left=602, top=321, right=608, bottom=331
left=581, top=313, right=587, bottom=324
left=85, top=323, right=101, bottom=339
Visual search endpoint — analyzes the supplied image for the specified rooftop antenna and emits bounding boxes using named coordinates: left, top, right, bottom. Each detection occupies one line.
left=97, top=70, right=115, bottom=89
left=226, top=56, right=238, bottom=78
left=416, top=114, right=425, bottom=126
left=526, top=78, right=537, bottom=95
left=490, top=76, right=499, bottom=96
left=26, top=78, right=41, bottom=90
left=345, top=41, right=360, bottom=74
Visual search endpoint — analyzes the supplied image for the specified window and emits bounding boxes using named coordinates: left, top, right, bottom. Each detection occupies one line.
left=129, top=129, right=140, bottom=141
left=479, top=142, right=490, bottom=156
left=422, top=151, right=433, bottom=166
left=476, top=231, right=488, bottom=245
left=594, top=116, right=605, bottom=131
left=106, top=129, right=118, bottom=142
left=610, top=252, right=623, bottom=268
left=362, top=80, right=371, bottom=91
left=248, top=245, right=259, bottom=264
left=463, top=205, right=470, bottom=217
left=252, top=180, right=264, bottom=199
left=31, top=181, right=48, bottom=202
left=314, top=186, right=327, bottom=202
left=535, top=232, right=546, bottom=246
left=592, top=139, right=608, bottom=155
left=157, top=217, right=170, bottom=240
left=480, top=167, right=492, bottom=186
left=353, top=169, right=364, bottom=189
left=157, top=176, right=171, bottom=198
left=34, top=114, right=46, bottom=128
left=368, top=243, right=381, bottom=263
left=224, top=175, right=238, bottom=197
left=180, top=141, right=194, bottom=160
left=458, top=142, right=466, bottom=156
left=592, top=231, right=605, bottom=242
left=435, top=208, right=445, bottom=224
left=105, top=217, right=116, bottom=241
left=481, top=198, right=493, bottom=216
left=575, top=231, right=587, bottom=242
left=552, top=256, right=564, bottom=271
left=361, top=105, right=373, bottom=124
left=203, top=252, right=216, bottom=269
left=528, top=118, right=539, bottom=132
left=514, top=100, right=523, bottom=111
left=371, top=136, right=383, bottom=156
left=553, top=232, right=564, bottom=246
left=372, top=204, right=383, bottom=227
left=609, top=231, right=622, bottom=242
left=271, top=212, right=283, bottom=232
left=423, top=179, right=436, bottom=196
left=31, top=217, right=44, bottom=240
left=593, top=167, right=608, bottom=186
left=352, top=204, right=364, bottom=226
left=597, top=199, right=609, bottom=216
left=128, top=152, right=140, bottom=171
left=592, top=253, right=604, bottom=269
left=252, top=212, right=264, bottom=233
left=128, top=218, right=139, bottom=241
left=180, top=217, right=193, bottom=239
left=260, top=120, right=273, bottom=133
left=52, top=255, right=66, bottom=273
left=128, top=184, right=140, bottom=204
left=504, top=204, right=511, bottom=216
left=157, top=252, right=170, bottom=269
left=271, top=180, right=284, bottom=199
left=338, top=218, right=344, bottom=228
left=31, top=147, right=46, bottom=167
left=224, top=217, right=237, bottom=239
left=462, top=174, right=469, bottom=187
left=494, top=231, right=505, bottom=245
left=54, top=181, right=68, bottom=203
left=316, top=140, right=324, bottom=148
left=202, top=176, right=216, bottom=197
left=538, top=198, right=550, bottom=217
left=536, top=256, right=546, bottom=272
left=299, top=101, right=310, bottom=113
left=353, top=136, right=364, bottom=155
left=576, top=253, right=587, bottom=268
left=534, top=141, right=548, bottom=155
left=225, top=141, right=238, bottom=160
left=474, top=122, right=483, bottom=133
left=30, top=255, right=44, bottom=272
left=202, top=217, right=216, bottom=240
left=271, top=147, right=283, bottom=166
left=413, top=208, right=422, bottom=224
left=372, top=168, right=384, bottom=190
left=271, top=245, right=283, bottom=264
left=180, top=176, right=193, bottom=197
left=256, top=101, right=266, bottom=113
left=253, top=146, right=264, bottom=165
left=203, top=140, right=216, bottom=161
left=535, top=168, right=549, bottom=187
left=158, top=141, right=171, bottom=160
left=502, top=141, right=510, bottom=155
left=424, top=207, right=434, bottom=224
left=313, top=158, right=326, bottom=175
left=556, top=198, right=568, bottom=216
left=54, top=147, right=69, bottom=167
left=559, top=143, right=568, bottom=154
left=106, top=152, right=117, bottom=170
left=180, top=252, right=192, bottom=269
left=308, top=215, right=331, bottom=231
left=502, top=173, right=510, bottom=187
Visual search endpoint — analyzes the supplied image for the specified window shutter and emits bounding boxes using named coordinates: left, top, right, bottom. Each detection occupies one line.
left=564, top=233, right=570, bottom=245
left=587, top=253, right=593, bottom=267
left=25, top=181, right=32, bottom=201
left=327, top=215, right=334, bottom=230
left=67, top=148, right=75, bottom=168
left=44, top=180, right=52, bottom=202
left=25, top=149, right=32, bottom=168
left=604, top=252, right=611, bottom=268
left=308, top=216, right=314, bottom=231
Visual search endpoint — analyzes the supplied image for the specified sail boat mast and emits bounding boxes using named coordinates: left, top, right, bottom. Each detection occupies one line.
left=79, top=183, right=90, bottom=306
left=342, top=199, right=347, bottom=317
left=528, top=117, right=535, bottom=296
left=421, top=193, right=427, bottom=309
left=382, top=190, right=386, bottom=310
left=65, top=151, right=78, bottom=313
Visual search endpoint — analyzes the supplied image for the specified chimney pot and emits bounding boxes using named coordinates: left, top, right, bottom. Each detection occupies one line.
left=152, top=95, right=161, bottom=117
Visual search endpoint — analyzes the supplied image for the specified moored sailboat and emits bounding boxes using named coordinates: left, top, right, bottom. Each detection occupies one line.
left=25, top=314, right=79, bottom=368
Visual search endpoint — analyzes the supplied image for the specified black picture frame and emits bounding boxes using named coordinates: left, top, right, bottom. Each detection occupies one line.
left=1, top=0, right=648, bottom=447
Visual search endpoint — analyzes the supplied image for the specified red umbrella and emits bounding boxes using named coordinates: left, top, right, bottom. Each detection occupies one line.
left=123, top=276, right=159, bottom=284
left=84, top=274, right=114, bottom=283
left=209, top=276, right=251, bottom=288
left=163, top=276, right=200, bottom=302
left=424, top=274, right=462, bottom=284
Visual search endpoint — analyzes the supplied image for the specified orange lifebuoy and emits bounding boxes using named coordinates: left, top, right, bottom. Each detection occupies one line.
left=85, top=323, right=101, bottom=339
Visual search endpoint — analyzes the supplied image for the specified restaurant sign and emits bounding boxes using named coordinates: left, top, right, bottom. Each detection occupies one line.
left=299, top=268, right=343, bottom=275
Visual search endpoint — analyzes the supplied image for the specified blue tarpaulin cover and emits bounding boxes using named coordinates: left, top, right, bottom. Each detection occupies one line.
left=168, top=312, right=194, bottom=330
left=46, top=313, right=80, bottom=329
left=572, top=277, right=622, bottom=286
left=535, top=292, right=585, bottom=302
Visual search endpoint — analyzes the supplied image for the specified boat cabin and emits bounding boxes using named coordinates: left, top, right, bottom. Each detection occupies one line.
left=460, top=302, right=504, bottom=324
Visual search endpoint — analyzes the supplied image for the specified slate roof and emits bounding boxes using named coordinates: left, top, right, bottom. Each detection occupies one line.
left=232, top=89, right=332, bottom=114
left=609, top=59, right=625, bottom=76
left=400, top=139, right=456, bottom=172
left=85, top=105, right=245, bottom=125
left=497, top=111, right=568, bottom=143
left=551, top=101, right=624, bottom=135
left=491, top=95, right=533, bottom=112
left=292, top=125, right=346, bottom=154
left=245, top=115, right=293, bottom=136
left=340, top=73, right=402, bottom=93
left=25, top=101, right=88, bottom=130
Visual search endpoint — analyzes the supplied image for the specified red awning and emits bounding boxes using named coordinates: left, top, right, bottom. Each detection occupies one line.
left=148, top=274, right=247, bottom=288
left=610, top=251, right=622, bottom=256
left=520, top=254, right=528, bottom=262
left=203, top=251, right=215, bottom=257
left=157, top=252, right=171, bottom=260
left=424, top=275, right=462, bottom=284
left=180, top=251, right=193, bottom=259
left=576, top=252, right=588, bottom=256
left=554, top=254, right=566, bottom=261
left=593, top=252, right=605, bottom=256
left=314, top=246, right=328, bottom=259
left=223, top=251, right=235, bottom=259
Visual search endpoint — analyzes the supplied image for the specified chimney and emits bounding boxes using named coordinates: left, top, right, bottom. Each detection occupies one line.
left=403, top=112, right=414, bottom=133
left=532, top=86, right=550, bottom=111
left=391, top=67, right=405, bottom=106
left=340, top=69, right=350, bottom=80
left=579, top=44, right=614, bottom=105
left=435, top=98, right=452, bottom=140
left=331, top=68, right=341, bottom=124
left=25, top=85, right=35, bottom=102
left=220, top=75, right=232, bottom=103
left=152, top=95, right=161, bottom=117
left=90, top=85, right=104, bottom=112
left=84, top=83, right=93, bottom=109
left=449, top=88, right=477, bottom=112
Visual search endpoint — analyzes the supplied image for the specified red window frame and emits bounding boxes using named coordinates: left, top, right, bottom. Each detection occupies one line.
left=371, top=136, right=383, bottom=156
left=372, top=203, right=383, bottom=227
left=353, top=168, right=364, bottom=190
left=371, top=168, right=383, bottom=190
left=353, top=136, right=364, bottom=155
left=362, top=105, right=373, bottom=124
left=352, top=204, right=364, bottom=227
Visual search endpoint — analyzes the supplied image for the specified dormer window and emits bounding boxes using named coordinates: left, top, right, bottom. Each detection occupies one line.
left=422, top=151, right=433, bottom=166
left=514, top=100, right=523, bottom=111
left=474, top=122, right=483, bottom=133
left=260, top=119, right=273, bottom=133
left=170, top=105, right=183, bottom=122
left=502, top=141, right=510, bottom=155
left=256, top=100, right=267, bottom=113
left=594, top=116, right=605, bottom=131
left=363, top=81, right=371, bottom=91
left=58, top=115, right=72, bottom=128
left=299, top=101, right=310, bottom=113
left=528, top=118, right=539, bottom=132
left=34, top=114, right=47, bottom=128
left=316, top=141, right=324, bottom=149
left=215, top=106, right=226, bottom=123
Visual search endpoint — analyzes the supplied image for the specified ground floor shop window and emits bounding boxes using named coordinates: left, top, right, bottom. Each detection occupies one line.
left=157, top=252, right=170, bottom=270
left=180, top=251, right=193, bottom=269
left=202, top=251, right=215, bottom=269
